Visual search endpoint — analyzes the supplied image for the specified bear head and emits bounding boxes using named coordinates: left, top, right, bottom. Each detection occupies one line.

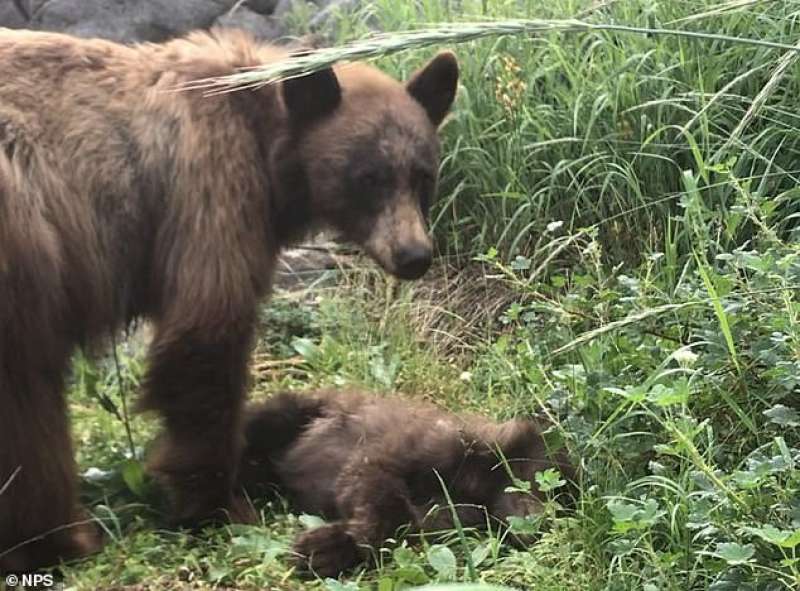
left=271, top=51, right=459, bottom=281
left=445, top=418, right=577, bottom=526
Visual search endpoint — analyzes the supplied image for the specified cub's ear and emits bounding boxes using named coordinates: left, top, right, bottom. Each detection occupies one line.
left=495, top=420, right=542, bottom=460
left=406, top=50, right=459, bottom=127
left=282, top=66, right=342, bottom=125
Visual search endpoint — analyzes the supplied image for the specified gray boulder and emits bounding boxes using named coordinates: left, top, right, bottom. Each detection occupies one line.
left=31, top=0, right=235, bottom=43
left=244, top=0, right=280, bottom=14
left=0, top=2, right=27, bottom=29
left=214, top=6, right=286, bottom=41
left=309, top=0, right=361, bottom=30
left=0, top=0, right=364, bottom=44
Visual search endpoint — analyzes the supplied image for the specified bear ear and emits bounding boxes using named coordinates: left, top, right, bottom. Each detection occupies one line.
left=406, top=51, right=459, bottom=127
left=282, top=66, right=342, bottom=125
left=495, top=420, right=540, bottom=460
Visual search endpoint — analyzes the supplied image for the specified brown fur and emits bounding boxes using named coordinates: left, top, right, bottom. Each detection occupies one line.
left=0, top=27, right=458, bottom=572
left=239, top=390, right=577, bottom=577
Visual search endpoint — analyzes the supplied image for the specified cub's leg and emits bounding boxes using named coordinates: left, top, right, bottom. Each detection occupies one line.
left=238, top=391, right=327, bottom=497
left=291, top=523, right=361, bottom=578
left=292, top=459, right=416, bottom=577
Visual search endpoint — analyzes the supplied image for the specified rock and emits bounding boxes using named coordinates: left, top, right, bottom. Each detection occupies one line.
left=309, top=0, right=365, bottom=35
left=31, top=0, right=238, bottom=43
left=0, top=0, right=347, bottom=48
left=214, top=6, right=285, bottom=41
left=0, top=2, right=28, bottom=29
left=243, top=0, right=280, bottom=14
left=22, top=1, right=48, bottom=16
left=272, top=0, right=300, bottom=19
left=274, top=242, right=357, bottom=289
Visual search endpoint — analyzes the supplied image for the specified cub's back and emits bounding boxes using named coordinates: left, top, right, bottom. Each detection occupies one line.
left=276, top=391, right=465, bottom=515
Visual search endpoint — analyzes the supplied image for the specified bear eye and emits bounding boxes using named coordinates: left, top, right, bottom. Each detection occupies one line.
left=413, top=167, right=436, bottom=214
left=413, top=167, right=436, bottom=188
left=356, top=167, right=390, bottom=189
left=419, top=190, right=432, bottom=216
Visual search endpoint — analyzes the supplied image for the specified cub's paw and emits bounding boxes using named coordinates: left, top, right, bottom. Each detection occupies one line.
left=292, top=523, right=361, bottom=577
left=225, top=494, right=259, bottom=525
left=165, top=485, right=259, bottom=530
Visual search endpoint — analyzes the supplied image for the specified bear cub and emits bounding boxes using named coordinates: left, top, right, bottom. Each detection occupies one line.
left=239, top=390, right=577, bottom=576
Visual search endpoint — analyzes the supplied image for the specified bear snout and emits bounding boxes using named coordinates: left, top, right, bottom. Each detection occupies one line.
left=391, top=242, right=432, bottom=280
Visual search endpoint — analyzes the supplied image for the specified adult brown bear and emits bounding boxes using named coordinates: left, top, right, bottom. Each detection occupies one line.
left=0, top=28, right=458, bottom=572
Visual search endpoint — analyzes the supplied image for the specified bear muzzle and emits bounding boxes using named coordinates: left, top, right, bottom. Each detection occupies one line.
left=362, top=197, right=433, bottom=281
left=391, top=242, right=432, bottom=280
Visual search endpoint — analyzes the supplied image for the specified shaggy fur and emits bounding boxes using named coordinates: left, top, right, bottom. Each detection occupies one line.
left=239, top=390, right=577, bottom=577
left=0, top=27, right=458, bottom=572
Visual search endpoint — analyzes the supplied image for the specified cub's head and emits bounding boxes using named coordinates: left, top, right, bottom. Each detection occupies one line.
left=453, top=419, right=577, bottom=525
left=487, top=420, right=578, bottom=527
left=275, top=51, right=458, bottom=280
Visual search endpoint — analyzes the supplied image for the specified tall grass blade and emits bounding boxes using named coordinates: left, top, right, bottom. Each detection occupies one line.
left=551, top=302, right=699, bottom=357
left=183, top=19, right=800, bottom=92
left=694, top=252, right=741, bottom=374
left=712, top=38, right=800, bottom=163
left=433, top=470, right=478, bottom=583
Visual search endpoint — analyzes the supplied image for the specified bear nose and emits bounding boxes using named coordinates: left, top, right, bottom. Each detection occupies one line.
left=392, top=243, right=432, bottom=280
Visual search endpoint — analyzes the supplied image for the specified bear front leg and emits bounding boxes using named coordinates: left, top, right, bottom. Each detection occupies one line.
left=142, top=320, right=257, bottom=527
left=293, top=460, right=417, bottom=576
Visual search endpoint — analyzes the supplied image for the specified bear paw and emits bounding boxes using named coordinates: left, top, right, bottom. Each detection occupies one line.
left=0, top=518, right=103, bottom=573
left=292, top=523, right=361, bottom=577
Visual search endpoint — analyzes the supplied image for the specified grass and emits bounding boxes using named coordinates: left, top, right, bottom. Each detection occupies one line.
left=19, top=0, right=800, bottom=589
left=353, top=0, right=800, bottom=264
left=59, top=224, right=800, bottom=589
left=189, top=19, right=800, bottom=92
